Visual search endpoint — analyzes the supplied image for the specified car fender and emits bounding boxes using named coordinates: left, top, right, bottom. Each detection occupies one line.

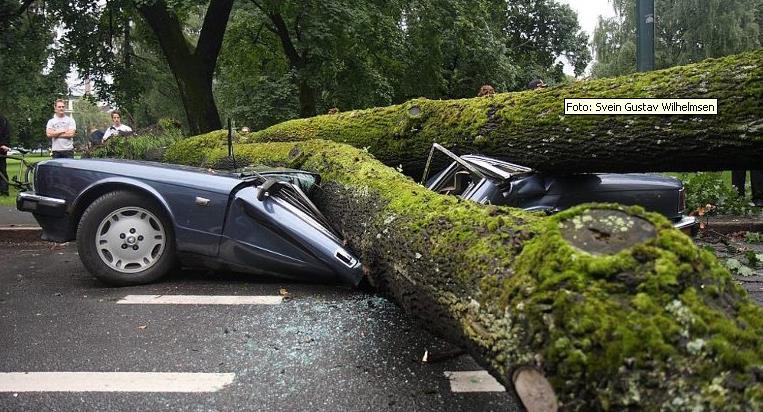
left=71, top=177, right=176, bottom=235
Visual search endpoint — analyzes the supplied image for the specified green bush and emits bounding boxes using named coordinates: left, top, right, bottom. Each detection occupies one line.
left=676, top=172, right=755, bottom=215
left=90, top=129, right=184, bottom=161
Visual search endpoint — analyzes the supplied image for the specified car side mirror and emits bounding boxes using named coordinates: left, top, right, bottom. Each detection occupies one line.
left=257, top=178, right=283, bottom=201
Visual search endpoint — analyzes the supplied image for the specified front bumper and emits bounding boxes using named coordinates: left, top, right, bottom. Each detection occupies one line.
left=673, top=215, right=698, bottom=236
left=17, top=192, right=66, bottom=216
left=16, top=192, right=71, bottom=242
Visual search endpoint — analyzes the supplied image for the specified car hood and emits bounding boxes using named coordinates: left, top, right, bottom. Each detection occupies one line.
left=43, top=158, right=319, bottom=195
left=543, top=173, right=682, bottom=194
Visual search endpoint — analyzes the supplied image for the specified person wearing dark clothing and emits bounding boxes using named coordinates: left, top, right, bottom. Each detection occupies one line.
left=0, top=114, right=10, bottom=196
left=527, top=79, right=547, bottom=90
left=732, top=170, right=763, bottom=207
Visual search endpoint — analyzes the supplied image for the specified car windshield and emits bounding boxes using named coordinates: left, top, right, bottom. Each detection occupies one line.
left=238, top=166, right=319, bottom=194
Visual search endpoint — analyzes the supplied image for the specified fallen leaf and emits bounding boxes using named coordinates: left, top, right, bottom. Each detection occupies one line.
left=279, top=288, right=291, bottom=299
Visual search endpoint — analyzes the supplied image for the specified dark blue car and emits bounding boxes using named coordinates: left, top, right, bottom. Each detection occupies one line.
left=424, top=144, right=697, bottom=232
left=17, top=158, right=363, bottom=286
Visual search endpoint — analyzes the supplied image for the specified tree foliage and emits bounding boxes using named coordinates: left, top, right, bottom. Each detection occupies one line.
left=592, top=0, right=762, bottom=77
left=215, top=0, right=591, bottom=127
left=4, top=1, right=590, bottom=135
left=0, top=1, right=68, bottom=149
left=31, top=0, right=232, bottom=135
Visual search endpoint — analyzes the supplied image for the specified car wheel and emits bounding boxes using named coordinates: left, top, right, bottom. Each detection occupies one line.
left=77, top=190, right=175, bottom=286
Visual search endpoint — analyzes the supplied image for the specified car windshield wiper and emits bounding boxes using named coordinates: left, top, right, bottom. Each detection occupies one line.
left=421, top=143, right=487, bottom=184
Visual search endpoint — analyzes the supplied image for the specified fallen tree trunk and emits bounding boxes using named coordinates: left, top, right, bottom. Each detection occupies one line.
left=239, top=50, right=763, bottom=177
left=165, top=139, right=763, bottom=410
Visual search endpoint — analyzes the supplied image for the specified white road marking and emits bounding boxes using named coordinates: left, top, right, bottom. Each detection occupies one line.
left=445, top=371, right=506, bottom=393
left=116, top=295, right=283, bottom=305
left=0, top=372, right=235, bottom=392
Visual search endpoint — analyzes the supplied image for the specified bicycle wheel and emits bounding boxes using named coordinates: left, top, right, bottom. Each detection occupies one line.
left=23, top=160, right=36, bottom=191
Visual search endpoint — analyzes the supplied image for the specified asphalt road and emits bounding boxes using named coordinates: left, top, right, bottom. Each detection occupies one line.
left=0, top=242, right=522, bottom=412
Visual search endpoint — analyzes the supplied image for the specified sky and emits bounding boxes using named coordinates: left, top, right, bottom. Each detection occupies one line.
left=560, top=0, right=617, bottom=40
left=558, top=0, right=617, bottom=75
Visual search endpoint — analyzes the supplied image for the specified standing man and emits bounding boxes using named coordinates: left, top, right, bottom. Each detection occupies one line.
left=732, top=170, right=763, bottom=207
left=46, top=99, right=76, bottom=159
left=102, top=110, right=132, bottom=142
left=0, top=114, right=10, bottom=196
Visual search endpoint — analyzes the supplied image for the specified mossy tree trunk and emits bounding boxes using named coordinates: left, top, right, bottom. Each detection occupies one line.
left=165, top=139, right=763, bottom=410
left=242, top=50, right=763, bottom=177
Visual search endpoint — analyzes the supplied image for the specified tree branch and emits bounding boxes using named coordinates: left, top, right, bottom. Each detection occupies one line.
left=136, top=0, right=193, bottom=64
left=267, top=10, right=303, bottom=68
left=248, top=0, right=278, bottom=34
left=251, top=23, right=266, bottom=46
left=195, top=0, right=235, bottom=74
left=245, top=49, right=763, bottom=175
left=16, top=0, right=34, bottom=17
left=0, top=0, right=34, bottom=23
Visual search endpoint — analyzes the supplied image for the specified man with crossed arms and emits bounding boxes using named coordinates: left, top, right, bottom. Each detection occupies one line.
left=46, top=99, right=76, bottom=159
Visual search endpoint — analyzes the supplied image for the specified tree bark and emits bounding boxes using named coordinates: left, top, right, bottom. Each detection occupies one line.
left=164, top=138, right=763, bottom=410
left=246, top=50, right=763, bottom=177
left=137, top=0, right=232, bottom=134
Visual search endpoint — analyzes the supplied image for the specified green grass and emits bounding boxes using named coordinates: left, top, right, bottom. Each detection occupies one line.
left=667, top=171, right=733, bottom=186
left=0, top=155, right=50, bottom=206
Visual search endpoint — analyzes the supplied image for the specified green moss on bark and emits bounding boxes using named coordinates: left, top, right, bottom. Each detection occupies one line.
left=229, top=50, right=762, bottom=177
left=164, top=137, right=763, bottom=410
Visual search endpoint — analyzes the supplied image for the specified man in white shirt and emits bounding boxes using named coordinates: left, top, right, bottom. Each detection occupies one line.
left=46, top=99, right=76, bottom=159
left=102, top=110, right=133, bottom=142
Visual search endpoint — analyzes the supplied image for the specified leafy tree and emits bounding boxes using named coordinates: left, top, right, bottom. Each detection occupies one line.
left=5, top=0, right=590, bottom=136
left=0, top=1, right=68, bottom=150
left=504, top=0, right=591, bottom=81
left=592, top=0, right=761, bottom=77
left=214, top=6, right=300, bottom=130
left=117, top=13, right=188, bottom=130
left=397, top=0, right=517, bottom=100
left=72, top=98, right=111, bottom=143
left=32, top=0, right=233, bottom=135
left=215, top=0, right=589, bottom=125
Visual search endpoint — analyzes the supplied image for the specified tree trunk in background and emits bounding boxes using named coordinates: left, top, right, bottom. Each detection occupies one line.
left=247, top=50, right=763, bottom=177
left=172, top=64, right=222, bottom=135
left=138, top=0, right=232, bottom=134
left=164, top=139, right=763, bottom=410
left=297, top=76, right=317, bottom=117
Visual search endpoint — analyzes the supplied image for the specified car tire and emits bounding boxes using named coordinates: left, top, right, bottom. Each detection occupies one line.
left=77, top=190, right=175, bottom=286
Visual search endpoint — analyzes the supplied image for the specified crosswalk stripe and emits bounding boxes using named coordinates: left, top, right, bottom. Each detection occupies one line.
left=444, top=371, right=506, bottom=392
left=116, top=295, right=283, bottom=305
left=0, top=372, right=235, bottom=392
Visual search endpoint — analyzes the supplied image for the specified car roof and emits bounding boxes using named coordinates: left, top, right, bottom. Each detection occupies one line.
left=460, top=155, right=532, bottom=180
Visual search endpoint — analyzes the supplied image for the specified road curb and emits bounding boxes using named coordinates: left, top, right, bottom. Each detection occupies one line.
left=0, top=226, right=43, bottom=243
left=699, top=216, right=763, bottom=235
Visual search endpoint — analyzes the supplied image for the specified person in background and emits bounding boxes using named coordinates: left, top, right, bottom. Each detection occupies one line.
left=527, top=78, right=547, bottom=90
left=102, top=110, right=132, bottom=142
left=732, top=170, right=763, bottom=207
left=46, top=99, right=76, bottom=159
left=0, top=114, right=10, bottom=196
left=88, top=127, right=105, bottom=146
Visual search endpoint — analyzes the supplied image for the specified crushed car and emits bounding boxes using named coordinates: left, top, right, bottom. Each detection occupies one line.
left=423, top=144, right=697, bottom=232
left=17, top=158, right=362, bottom=286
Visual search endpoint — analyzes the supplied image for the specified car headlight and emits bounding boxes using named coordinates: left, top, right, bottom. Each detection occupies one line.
left=678, top=187, right=686, bottom=213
